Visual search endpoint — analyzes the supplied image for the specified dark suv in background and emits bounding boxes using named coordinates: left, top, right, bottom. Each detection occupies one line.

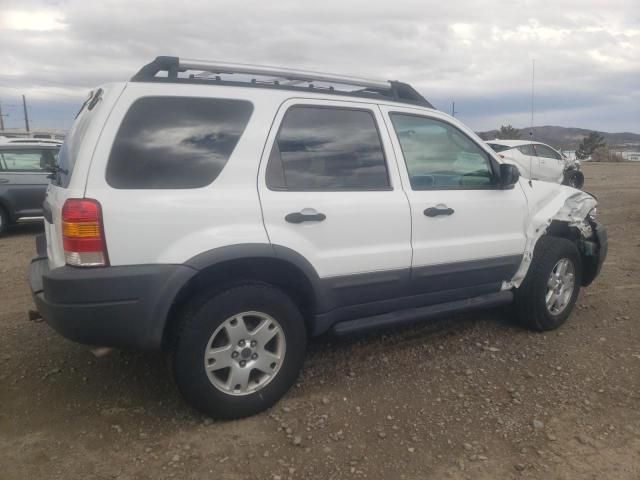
left=0, top=138, right=61, bottom=235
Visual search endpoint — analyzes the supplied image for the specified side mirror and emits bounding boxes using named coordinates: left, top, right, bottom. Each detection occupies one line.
left=499, top=163, right=520, bottom=189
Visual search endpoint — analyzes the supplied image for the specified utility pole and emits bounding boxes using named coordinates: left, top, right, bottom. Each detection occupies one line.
left=22, top=95, right=30, bottom=133
left=529, top=59, right=535, bottom=139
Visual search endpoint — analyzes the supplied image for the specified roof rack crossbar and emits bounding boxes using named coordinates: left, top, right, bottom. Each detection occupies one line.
left=131, top=56, right=434, bottom=108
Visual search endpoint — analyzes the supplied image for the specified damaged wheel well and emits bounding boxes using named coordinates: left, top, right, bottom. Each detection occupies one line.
left=546, top=220, right=603, bottom=287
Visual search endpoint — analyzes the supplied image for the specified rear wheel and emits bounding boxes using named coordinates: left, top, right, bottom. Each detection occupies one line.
left=170, top=283, right=307, bottom=419
left=0, top=207, right=8, bottom=235
left=514, top=236, right=582, bottom=331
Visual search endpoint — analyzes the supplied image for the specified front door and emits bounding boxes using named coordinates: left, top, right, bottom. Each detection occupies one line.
left=0, top=148, right=54, bottom=217
left=381, top=107, right=528, bottom=300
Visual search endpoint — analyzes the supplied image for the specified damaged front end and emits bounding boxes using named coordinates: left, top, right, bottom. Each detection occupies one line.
left=506, top=187, right=608, bottom=289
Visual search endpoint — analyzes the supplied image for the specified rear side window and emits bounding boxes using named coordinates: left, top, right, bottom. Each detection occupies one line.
left=266, top=106, right=390, bottom=191
left=106, top=97, right=253, bottom=189
left=0, top=149, right=56, bottom=172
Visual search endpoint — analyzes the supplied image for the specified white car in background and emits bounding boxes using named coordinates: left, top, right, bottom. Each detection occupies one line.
left=486, top=140, right=584, bottom=189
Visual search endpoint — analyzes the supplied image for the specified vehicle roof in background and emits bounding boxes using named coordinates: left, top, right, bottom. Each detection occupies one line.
left=0, top=137, right=63, bottom=148
left=488, top=139, right=546, bottom=147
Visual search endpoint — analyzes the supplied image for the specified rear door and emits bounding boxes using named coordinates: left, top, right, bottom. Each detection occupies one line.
left=258, top=99, right=412, bottom=310
left=382, top=106, right=527, bottom=301
left=533, top=144, right=564, bottom=182
left=516, top=144, right=539, bottom=180
left=0, top=148, right=54, bottom=218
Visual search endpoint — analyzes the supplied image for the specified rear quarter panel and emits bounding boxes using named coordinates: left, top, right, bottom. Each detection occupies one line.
left=84, top=83, right=281, bottom=265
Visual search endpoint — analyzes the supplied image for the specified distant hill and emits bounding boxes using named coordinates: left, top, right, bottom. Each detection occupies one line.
left=477, top=126, right=640, bottom=150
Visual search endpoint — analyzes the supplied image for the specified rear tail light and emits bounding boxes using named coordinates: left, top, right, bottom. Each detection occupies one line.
left=62, top=199, right=109, bottom=267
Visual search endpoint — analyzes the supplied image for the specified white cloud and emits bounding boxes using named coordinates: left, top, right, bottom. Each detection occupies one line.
left=2, top=9, right=66, bottom=31
left=0, top=0, right=637, bottom=132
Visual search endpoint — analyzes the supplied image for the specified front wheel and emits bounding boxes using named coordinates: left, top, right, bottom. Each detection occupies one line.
left=514, top=236, right=582, bottom=331
left=563, top=170, right=584, bottom=189
left=170, top=283, right=307, bottom=419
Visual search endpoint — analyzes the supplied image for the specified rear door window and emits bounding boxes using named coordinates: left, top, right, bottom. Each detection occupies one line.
left=106, top=97, right=253, bottom=189
left=266, top=106, right=390, bottom=191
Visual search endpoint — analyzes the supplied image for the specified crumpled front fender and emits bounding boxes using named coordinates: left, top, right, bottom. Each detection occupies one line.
left=505, top=181, right=600, bottom=288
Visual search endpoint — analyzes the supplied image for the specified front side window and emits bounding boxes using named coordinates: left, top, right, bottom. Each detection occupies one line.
left=266, top=106, right=390, bottom=191
left=534, top=144, right=561, bottom=160
left=390, top=114, right=494, bottom=190
left=518, top=144, right=537, bottom=156
left=0, top=149, right=56, bottom=172
left=106, top=96, right=253, bottom=189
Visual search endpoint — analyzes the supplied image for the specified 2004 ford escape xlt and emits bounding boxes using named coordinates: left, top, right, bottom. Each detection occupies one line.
left=28, top=56, right=607, bottom=419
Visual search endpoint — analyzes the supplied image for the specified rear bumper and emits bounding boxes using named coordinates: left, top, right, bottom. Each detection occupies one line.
left=29, top=238, right=197, bottom=349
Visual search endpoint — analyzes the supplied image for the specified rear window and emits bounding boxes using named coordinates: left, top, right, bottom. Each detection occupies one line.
left=55, top=92, right=98, bottom=187
left=106, top=97, right=253, bottom=189
left=486, top=143, right=511, bottom=153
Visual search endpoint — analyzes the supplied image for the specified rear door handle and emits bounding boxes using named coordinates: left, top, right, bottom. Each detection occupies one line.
left=424, top=206, right=454, bottom=217
left=0, top=178, right=9, bottom=184
left=285, top=210, right=326, bottom=224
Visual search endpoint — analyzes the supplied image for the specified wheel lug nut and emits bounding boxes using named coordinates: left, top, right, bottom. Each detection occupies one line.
left=240, top=360, right=246, bottom=367
left=238, top=340, right=245, bottom=347
left=250, top=340, right=257, bottom=347
left=231, top=351, right=239, bottom=358
left=251, top=353, right=258, bottom=360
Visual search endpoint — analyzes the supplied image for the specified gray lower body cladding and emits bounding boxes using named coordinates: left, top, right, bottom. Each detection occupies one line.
left=29, top=235, right=523, bottom=349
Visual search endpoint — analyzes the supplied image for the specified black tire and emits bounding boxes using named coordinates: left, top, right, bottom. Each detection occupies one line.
left=170, top=282, right=307, bottom=419
left=563, top=170, right=584, bottom=189
left=514, top=236, right=582, bottom=331
left=0, top=206, right=8, bottom=236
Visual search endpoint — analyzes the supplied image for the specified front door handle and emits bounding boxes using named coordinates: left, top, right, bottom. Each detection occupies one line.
left=424, top=206, right=454, bottom=217
left=285, top=210, right=326, bottom=224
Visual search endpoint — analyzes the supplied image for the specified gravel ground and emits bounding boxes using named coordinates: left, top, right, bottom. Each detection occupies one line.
left=1, top=163, right=639, bottom=479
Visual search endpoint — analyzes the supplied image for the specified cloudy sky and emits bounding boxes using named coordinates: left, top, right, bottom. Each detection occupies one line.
left=1, top=0, right=638, bottom=133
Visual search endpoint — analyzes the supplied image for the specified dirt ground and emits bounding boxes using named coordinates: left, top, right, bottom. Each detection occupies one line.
left=1, top=163, right=639, bottom=480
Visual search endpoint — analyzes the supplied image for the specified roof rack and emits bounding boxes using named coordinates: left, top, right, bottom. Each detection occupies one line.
left=130, top=56, right=434, bottom=108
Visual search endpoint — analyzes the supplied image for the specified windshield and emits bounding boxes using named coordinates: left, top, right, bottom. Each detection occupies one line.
left=487, top=143, right=512, bottom=153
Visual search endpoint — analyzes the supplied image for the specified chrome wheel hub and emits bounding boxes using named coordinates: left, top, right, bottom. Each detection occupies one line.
left=545, top=258, right=576, bottom=315
left=204, top=311, right=286, bottom=396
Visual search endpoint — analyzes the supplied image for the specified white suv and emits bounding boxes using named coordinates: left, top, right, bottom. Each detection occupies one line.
left=29, top=56, right=607, bottom=419
left=486, top=139, right=584, bottom=188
